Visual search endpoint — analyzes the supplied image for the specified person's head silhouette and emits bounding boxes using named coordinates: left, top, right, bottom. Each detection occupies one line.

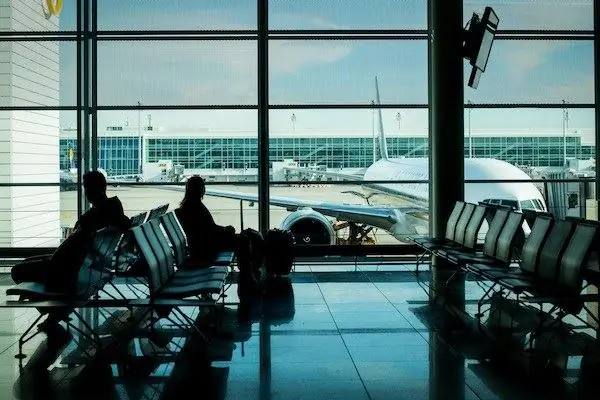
left=83, top=170, right=108, bottom=206
left=182, top=175, right=206, bottom=206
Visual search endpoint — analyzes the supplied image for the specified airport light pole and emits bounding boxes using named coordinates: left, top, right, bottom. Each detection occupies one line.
left=137, top=101, right=142, bottom=175
left=562, top=99, right=569, bottom=166
left=467, top=100, right=473, bottom=158
left=291, top=113, right=296, bottom=131
left=395, top=112, right=402, bottom=131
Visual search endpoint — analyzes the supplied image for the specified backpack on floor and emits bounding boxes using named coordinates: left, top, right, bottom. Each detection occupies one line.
left=240, top=228, right=265, bottom=275
left=264, top=228, right=295, bottom=277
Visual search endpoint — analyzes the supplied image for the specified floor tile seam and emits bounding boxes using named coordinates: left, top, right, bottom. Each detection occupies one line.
left=365, top=272, right=421, bottom=335
left=314, top=279, right=374, bottom=400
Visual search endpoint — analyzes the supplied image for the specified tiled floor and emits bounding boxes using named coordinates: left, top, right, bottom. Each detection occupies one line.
left=0, top=263, right=597, bottom=399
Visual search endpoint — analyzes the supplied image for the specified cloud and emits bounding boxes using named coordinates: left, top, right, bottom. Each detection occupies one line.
left=466, top=39, right=593, bottom=104
left=464, top=0, right=592, bottom=29
left=269, top=12, right=347, bottom=30
left=501, top=41, right=570, bottom=79
left=550, top=73, right=595, bottom=102
left=269, top=41, right=353, bottom=74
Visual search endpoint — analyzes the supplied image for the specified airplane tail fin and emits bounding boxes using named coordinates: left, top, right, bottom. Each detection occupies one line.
left=374, top=76, right=389, bottom=161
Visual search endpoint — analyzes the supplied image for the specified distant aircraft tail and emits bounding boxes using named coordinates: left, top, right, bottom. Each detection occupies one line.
left=374, top=76, right=389, bottom=161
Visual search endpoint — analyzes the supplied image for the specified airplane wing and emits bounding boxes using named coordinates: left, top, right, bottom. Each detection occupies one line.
left=202, top=188, right=428, bottom=238
left=281, top=166, right=364, bottom=181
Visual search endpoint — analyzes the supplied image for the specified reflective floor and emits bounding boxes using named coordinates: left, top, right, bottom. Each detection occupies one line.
left=0, top=263, right=598, bottom=399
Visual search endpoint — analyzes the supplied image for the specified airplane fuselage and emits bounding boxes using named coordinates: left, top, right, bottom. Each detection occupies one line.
left=361, top=157, right=546, bottom=212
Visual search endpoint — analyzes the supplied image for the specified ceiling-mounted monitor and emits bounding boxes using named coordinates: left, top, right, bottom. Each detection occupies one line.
left=463, top=6, right=499, bottom=89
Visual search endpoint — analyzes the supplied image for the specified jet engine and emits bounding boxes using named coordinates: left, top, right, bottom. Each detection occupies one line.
left=280, top=208, right=336, bottom=246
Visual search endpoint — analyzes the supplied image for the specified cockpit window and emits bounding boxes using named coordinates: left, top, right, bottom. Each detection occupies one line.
left=520, top=199, right=535, bottom=211
left=520, top=199, right=545, bottom=212
left=483, top=198, right=545, bottom=212
left=500, top=200, right=519, bottom=209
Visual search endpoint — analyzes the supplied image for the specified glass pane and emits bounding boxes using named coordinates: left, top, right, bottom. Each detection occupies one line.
left=463, top=0, right=593, bottom=31
left=90, top=109, right=258, bottom=231
left=97, top=40, right=258, bottom=106
left=269, top=40, right=427, bottom=105
left=97, top=0, right=257, bottom=31
left=269, top=109, right=429, bottom=246
left=465, top=40, right=594, bottom=104
left=91, top=109, right=258, bottom=178
left=0, top=0, right=76, bottom=32
left=465, top=106, right=595, bottom=228
left=0, top=41, right=76, bottom=107
left=463, top=107, right=594, bottom=167
left=1, top=110, right=76, bottom=248
left=269, top=0, right=427, bottom=30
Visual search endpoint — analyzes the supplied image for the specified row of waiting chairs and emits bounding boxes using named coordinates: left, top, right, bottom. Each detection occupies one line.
left=411, top=201, right=599, bottom=347
left=1, top=204, right=234, bottom=360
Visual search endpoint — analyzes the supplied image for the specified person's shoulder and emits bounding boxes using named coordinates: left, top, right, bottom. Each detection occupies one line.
left=108, top=196, right=122, bottom=205
left=107, top=196, right=125, bottom=209
left=175, top=204, right=193, bottom=216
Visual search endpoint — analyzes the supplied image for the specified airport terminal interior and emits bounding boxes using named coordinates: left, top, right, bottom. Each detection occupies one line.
left=1, top=0, right=600, bottom=399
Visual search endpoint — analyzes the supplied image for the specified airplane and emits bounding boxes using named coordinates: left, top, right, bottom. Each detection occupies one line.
left=172, top=77, right=547, bottom=246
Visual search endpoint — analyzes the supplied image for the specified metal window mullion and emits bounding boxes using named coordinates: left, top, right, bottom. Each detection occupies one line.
left=3, top=103, right=593, bottom=111
left=82, top=0, right=91, bottom=211
left=268, top=104, right=595, bottom=109
left=95, top=105, right=258, bottom=110
left=91, top=0, right=98, bottom=171
left=76, top=0, right=83, bottom=217
left=595, top=0, right=600, bottom=237
left=95, top=35, right=257, bottom=41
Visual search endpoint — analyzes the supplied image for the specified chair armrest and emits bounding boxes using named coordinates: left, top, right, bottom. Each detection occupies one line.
left=6, top=282, right=67, bottom=299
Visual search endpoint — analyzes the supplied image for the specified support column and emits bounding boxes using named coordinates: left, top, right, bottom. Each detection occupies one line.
left=257, top=2, right=272, bottom=400
left=428, top=0, right=465, bottom=307
left=257, top=0, right=270, bottom=236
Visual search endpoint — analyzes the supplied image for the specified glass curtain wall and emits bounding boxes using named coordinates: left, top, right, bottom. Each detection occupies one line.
left=0, top=0, right=597, bottom=255
left=267, top=0, right=429, bottom=248
left=0, top=0, right=79, bottom=249
left=94, top=1, right=259, bottom=232
left=463, top=1, right=595, bottom=221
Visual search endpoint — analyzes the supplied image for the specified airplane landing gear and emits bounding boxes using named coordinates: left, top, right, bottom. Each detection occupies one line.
left=333, top=221, right=377, bottom=245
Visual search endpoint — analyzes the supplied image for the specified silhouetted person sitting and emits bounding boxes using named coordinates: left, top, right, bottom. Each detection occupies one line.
left=11, top=170, right=131, bottom=295
left=175, top=176, right=256, bottom=281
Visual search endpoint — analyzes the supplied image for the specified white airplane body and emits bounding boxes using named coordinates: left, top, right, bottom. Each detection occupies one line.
left=362, top=157, right=546, bottom=212
left=173, top=77, right=547, bottom=245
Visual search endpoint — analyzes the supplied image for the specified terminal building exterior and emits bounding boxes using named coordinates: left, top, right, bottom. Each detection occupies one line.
left=60, top=125, right=596, bottom=179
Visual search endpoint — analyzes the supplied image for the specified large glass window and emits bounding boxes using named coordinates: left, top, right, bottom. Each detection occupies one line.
left=267, top=1, right=429, bottom=246
left=464, top=1, right=595, bottom=224
left=97, top=40, right=257, bottom=106
left=0, top=0, right=597, bottom=254
left=269, top=40, right=427, bottom=105
left=1, top=34, right=75, bottom=249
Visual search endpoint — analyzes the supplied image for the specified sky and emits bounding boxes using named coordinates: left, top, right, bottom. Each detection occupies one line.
left=52, top=0, right=595, bottom=141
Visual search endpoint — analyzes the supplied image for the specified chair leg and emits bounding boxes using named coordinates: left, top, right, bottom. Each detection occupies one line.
left=15, top=313, right=45, bottom=359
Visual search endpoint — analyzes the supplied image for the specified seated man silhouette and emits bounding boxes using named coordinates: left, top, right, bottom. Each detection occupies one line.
left=11, top=170, right=131, bottom=294
left=175, top=176, right=256, bottom=282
